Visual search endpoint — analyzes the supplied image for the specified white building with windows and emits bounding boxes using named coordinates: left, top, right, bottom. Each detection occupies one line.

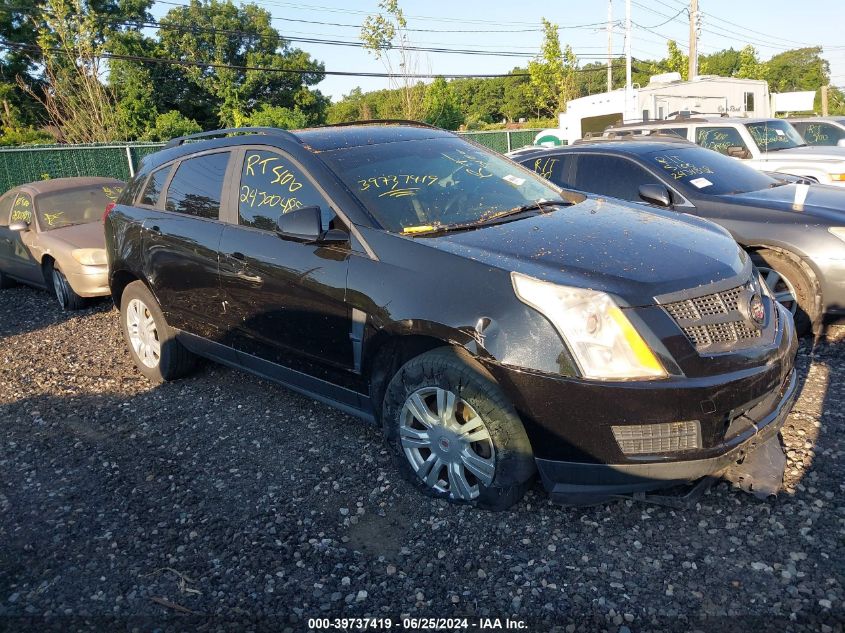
left=535, top=73, right=771, bottom=146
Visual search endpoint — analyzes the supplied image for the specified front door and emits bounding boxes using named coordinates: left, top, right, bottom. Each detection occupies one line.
left=0, top=193, right=42, bottom=285
left=218, top=147, right=356, bottom=390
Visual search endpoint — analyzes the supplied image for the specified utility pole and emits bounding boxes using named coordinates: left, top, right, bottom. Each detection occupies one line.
left=821, top=85, right=829, bottom=116
left=688, top=0, right=699, bottom=79
left=607, top=0, right=613, bottom=92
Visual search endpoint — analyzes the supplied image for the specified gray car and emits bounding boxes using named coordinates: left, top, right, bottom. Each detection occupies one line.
left=510, top=139, right=845, bottom=335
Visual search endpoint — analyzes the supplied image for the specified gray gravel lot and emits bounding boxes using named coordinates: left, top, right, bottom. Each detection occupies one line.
left=0, top=287, right=843, bottom=633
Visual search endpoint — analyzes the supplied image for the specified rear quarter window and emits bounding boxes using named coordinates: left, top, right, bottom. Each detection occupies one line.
left=0, top=192, right=15, bottom=225
left=141, top=166, right=172, bottom=207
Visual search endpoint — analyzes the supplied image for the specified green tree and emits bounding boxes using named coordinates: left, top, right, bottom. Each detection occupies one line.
left=527, top=19, right=579, bottom=118
left=763, top=46, right=829, bottom=92
left=361, top=0, right=425, bottom=120
left=156, top=0, right=326, bottom=128
left=699, top=48, right=740, bottom=77
left=143, top=110, right=202, bottom=141
left=244, top=104, right=309, bottom=129
left=737, top=45, right=762, bottom=79
left=666, top=40, right=688, bottom=80
left=422, top=77, right=462, bottom=130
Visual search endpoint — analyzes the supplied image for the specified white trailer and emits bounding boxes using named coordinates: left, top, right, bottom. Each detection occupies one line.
left=534, top=74, right=771, bottom=146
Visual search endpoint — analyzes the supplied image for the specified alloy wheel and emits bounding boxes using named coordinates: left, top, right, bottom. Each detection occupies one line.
left=126, top=298, right=161, bottom=368
left=758, top=266, right=798, bottom=316
left=52, top=267, right=70, bottom=308
left=399, top=386, right=496, bottom=501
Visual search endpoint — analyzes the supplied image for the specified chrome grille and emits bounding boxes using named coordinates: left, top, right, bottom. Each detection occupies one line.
left=662, top=281, right=765, bottom=352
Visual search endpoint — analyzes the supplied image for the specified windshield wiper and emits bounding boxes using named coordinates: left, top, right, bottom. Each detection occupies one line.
left=401, top=199, right=571, bottom=236
left=473, top=199, right=571, bottom=226
left=766, top=144, right=805, bottom=152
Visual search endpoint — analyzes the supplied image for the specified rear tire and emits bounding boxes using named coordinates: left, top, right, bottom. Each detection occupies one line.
left=382, top=346, right=535, bottom=511
left=750, top=250, right=817, bottom=336
left=48, top=260, right=85, bottom=310
left=119, top=280, right=196, bottom=383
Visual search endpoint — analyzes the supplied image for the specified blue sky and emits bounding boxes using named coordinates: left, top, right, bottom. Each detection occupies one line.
left=152, top=0, right=845, bottom=102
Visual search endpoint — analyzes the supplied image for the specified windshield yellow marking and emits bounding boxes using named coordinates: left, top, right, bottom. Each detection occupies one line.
left=654, top=155, right=714, bottom=180
left=43, top=211, right=64, bottom=226
left=402, top=225, right=436, bottom=234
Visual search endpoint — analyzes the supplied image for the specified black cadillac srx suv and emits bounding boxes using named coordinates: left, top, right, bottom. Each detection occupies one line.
left=104, top=122, right=798, bottom=510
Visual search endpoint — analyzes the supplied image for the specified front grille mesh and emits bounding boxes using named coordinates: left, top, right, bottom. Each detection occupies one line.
left=611, top=421, right=701, bottom=455
left=663, top=284, right=762, bottom=350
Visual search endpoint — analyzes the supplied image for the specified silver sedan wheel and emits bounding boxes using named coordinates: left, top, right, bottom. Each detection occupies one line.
left=758, top=266, right=798, bottom=316
left=399, top=387, right=496, bottom=501
left=126, top=298, right=161, bottom=368
left=52, top=267, right=70, bottom=308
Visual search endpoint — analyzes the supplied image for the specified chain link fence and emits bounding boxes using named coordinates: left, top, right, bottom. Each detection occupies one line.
left=0, top=130, right=545, bottom=194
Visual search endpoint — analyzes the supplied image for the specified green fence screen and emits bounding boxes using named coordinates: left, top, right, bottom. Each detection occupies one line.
left=0, top=130, right=545, bottom=194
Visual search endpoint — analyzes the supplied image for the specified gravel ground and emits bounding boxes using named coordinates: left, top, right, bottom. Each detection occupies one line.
left=0, top=287, right=843, bottom=633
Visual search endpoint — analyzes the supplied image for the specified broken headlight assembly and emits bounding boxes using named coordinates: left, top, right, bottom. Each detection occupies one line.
left=511, top=272, right=667, bottom=380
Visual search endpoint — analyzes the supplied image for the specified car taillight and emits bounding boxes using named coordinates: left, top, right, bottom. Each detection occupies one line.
left=102, top=202, right=116, bottom=223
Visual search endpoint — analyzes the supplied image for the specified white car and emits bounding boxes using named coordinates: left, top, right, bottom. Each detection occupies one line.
left=600, top=117, right=845, bottom=187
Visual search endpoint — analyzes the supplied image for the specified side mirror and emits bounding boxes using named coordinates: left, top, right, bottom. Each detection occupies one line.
left=727, top=145, right=751, bottom=159
left=276, top=205, right=323, bottom=241
left=8, top=221, right=29, bottom=232
left=638, top=183, right=672, bottom=208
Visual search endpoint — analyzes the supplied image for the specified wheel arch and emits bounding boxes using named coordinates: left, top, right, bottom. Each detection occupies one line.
left=744, top=243, right=823, bottom=326
left=363, top=324, right=494, bottom=424
left=109, top=268, right=145, bottom=308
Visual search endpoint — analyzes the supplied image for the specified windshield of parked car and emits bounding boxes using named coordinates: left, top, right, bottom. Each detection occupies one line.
left=745, top=120, right=805, bottom=152
left=322, top=137, right=577, bottom=233
left=643, top=146, right=779, bottom=195
left=35, top=183, right=123, bottom=230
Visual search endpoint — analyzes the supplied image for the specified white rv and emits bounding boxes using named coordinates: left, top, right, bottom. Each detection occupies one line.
left=534, top=74, right=771, bottom=147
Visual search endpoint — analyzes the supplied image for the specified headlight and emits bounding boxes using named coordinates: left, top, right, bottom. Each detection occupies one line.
left=830, top=227, right=845, bottom=244
left=511, top=272, right=667, bottom=380
left=71, top=248, right=108, bottom=266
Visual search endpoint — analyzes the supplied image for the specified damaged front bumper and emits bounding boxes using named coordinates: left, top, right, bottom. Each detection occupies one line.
left=535, top=368, right=798, bottom=505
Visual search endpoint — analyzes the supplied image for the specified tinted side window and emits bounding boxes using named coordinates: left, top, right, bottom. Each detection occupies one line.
left=528, top=154, right=576, bottom=188
left=0, top=193, right=14, bottom=226
left=238, top=150, right=334, bottom=231
left=795, top=122, right=845, bottom=146
left=141, top=166, right=172, bottom=206
left=574, top=155, right=657, bottom=202
left=165, top=152, right=230, bottom=219
left=10, top=193, right=33, bottom=224
left=696, top=127, right=748, bottom=156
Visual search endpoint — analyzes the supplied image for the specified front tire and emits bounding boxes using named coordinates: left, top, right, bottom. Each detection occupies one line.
left=382, top=347, right=535, bottom=511
left=751, top=250, right=817, bottom=336
left=119, top=280, right=196, bottom=383
left=48, top=261, right=85, bottom=310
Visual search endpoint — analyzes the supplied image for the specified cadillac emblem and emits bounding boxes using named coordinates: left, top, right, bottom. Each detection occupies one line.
left=749, top=293, right=765, bottom=325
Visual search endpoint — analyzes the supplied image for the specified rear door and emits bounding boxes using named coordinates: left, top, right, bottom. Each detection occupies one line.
left=142, top=150, right=235, bottom=341
left=217, top=146, right=356, bottom=391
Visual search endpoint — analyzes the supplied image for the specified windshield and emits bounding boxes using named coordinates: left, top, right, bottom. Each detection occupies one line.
left=36, top=183, right=123, bottom=231
left=745, top=120, right=804, bottom=152
left=321, top=137, right=574, bottom=233
left=644, top=146, right=778, bottom=195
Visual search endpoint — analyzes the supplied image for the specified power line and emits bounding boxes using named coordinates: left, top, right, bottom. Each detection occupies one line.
left=0, top=38, right=625, bottom=78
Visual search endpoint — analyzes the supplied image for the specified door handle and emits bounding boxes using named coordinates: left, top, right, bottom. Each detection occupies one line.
left=147, top=225, right=161, bottom=234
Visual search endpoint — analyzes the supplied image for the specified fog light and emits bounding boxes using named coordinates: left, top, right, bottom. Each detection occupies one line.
left=611, top=421, right=702, bottom=455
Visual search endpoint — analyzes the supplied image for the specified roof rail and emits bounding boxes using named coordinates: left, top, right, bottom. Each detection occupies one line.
left=164, top=127, right=301, bottom=149
left=313, top=119, right=443, bottom=130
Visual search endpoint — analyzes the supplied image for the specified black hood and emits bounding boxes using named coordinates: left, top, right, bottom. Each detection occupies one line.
left=727, top=184, right=845, bottom=224
left=418, top=197, right=746, bottom=307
